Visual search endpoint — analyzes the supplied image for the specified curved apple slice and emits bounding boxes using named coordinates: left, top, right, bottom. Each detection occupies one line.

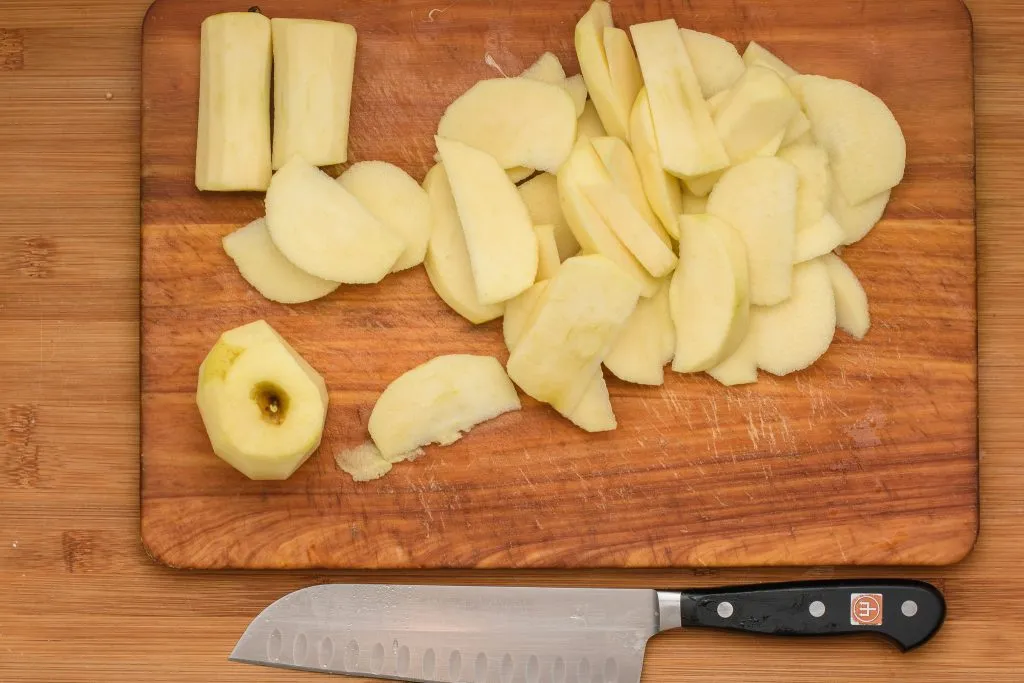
left=679, top=28, right=745, bottom=98
left=706, top=329, right=757, bottom=386
left=777, top=142, right=831, bottom=231
left=831, top=185, right=891, bottom=245
left=742, top=41, right=797, bottom=79
left=521, top=52, right=567, bottom=84
left=574, top=1, right=639, bottom=141
left=577, top=100, right=608, bottom=140
left=518, top=173, right=579, bottom=260
left=821, top=253, right=870, bottom=339
left=534, top=225, right=562, bottom=281
left=794, top=213, right=844, bottom=264
left=713, top=65, right=799, bottom=163
left=629, top=89, right=685, bottom=240
left=605, top=279, right=675, bottom=386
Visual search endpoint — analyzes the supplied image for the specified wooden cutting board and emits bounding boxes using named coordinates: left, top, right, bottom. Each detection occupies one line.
left=140, top=0, right=976, bottom=569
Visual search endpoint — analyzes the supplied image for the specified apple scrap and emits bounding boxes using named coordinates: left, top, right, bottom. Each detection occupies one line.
left=194, top=2, right=906, bottom=481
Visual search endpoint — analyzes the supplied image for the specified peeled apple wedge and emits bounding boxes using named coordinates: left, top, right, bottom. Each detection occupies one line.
left=222, top=217, right=339, bottom=304
left=574, top=1, right=642, bottom=141
left=706, top=328, right=757, bottom=386
left=506, top=254, right=641, bottom=413
left=777, top=142, right=831, bottom=231
left=630, top=19, right=729, bottom=177
left=271, top=19, right=357, bottom=169
left=435, top=136, right=538, bottom=305
left=794, top=213, right=844, bottom=263
left=713, top=65, right=799, bottom=162
left=605, top=279, right=675, bottom=386
left=195, top=12, right=272, bottom=191
left=436, top=77, right=577, bottom=173
left=521, top=52, right=567, bottom=84
left=564, top=75, right=589, bottom=117
left=503, top=281, right=550, bottom=351
left=670, top=214, right=751, bottom=373
left=821, top=253, right=870, bottom=339
left=518, top=173, right=579, bottom=260
left=422, top=164, right=505, bottom=324
left=742, top=41, right=798, bottom=79
left=264, top=157, right=405, bottom=283
left=706, top=157, right=799, bottom=306
left=679, top=28, right=746, bottom=98
left=789, top=75, right=906, bottom=205
left=577, top=100, right=608, bottom=140
left=197, top=320, right=328, bottom=480
left=831, top=184, right=891, bottom=245
left=629, top=90, right=685, bottom=240
left=590, top=136, right=671, bottom=245
left=534, top=225, right=562, bottom=281
left=367, top=355, right=521, bottom=460
left=337, top=161, right=432, bottom=272
left=583, top=184, right=679, bottom=278
left=752, top=258, right=836, bottom=376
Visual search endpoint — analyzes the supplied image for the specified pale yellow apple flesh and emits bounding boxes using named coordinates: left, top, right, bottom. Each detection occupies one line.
left=777, top=142, right=831, bottom=231
left=590, top=135, right=671, bottom=245
left=679, top=28, right=746, bottom=98
left=533, top=225, right=562, bottom=281
left=583, top=184, right=679, bottom=278
left=564, top=75, right=588, bottom=116
left=605, top=279, right=675, bottom=386
left=629, top=89, right=685, bottom=240
left=334, top=442, right=393, bottom=482
left=682, top=194, right=708, bottom=214
left=713, top=65, right=799, bottom=162
left=742, top=41, right=798, bottom=79
left=518, top=173, right=580, bottom=260
left=574, top=1, right=635, bottom=141
left=822, top=252, right=870, bottom=339
left=794, top=213, right=844, bottom=264
left=521, top=52, right=566, bottom=84
left=706, top=328, right=757, bottom=386
left=195, top=12, right=272, bottom=191
left=506, top=166, right=536, bottom=184
left=831, top=184, right=891, bottom=245
left=503, top=281, right=550, bottom=351
left=271, top=18, right=356, bottom=169
left=577, top=100, right=608, bottom=140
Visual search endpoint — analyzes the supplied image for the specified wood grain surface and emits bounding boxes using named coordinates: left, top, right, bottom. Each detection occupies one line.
left=2, top=0, right=1021, bottom=679
left=141, top=0, right=977, bottom=570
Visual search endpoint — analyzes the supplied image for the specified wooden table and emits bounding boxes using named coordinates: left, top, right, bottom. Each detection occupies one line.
left=0, top=0, right=1019, bottom=680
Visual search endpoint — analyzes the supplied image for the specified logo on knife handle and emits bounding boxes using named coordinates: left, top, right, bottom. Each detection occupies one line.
left=850, top=593, right=884, bottom=626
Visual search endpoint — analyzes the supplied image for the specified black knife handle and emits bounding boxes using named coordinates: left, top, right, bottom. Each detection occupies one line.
left=675, top=579, right=945, bottom=651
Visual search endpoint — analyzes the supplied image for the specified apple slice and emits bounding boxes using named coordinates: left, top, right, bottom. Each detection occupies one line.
left=534, top=225, right=562, bottom=281
left=575, top=1, right=641, bottom=141
left=590, top=136, right=671, bottom=245
left=679, top=28, right=746, bottom=98
left=422, top=164, right=505, bottom=324
left=518, top=173, right=579, bottom=260
left=777, top=142, right=831, bottom=231
left=577, top=100, right=608, bottom=140
left=713, top=65, right=799, bottom=162
left=706, top=157, right=798, bottom=306
left=335, top=442, right=393, bottom=482
left=564, top=75, right=588, bottom=116
left=264, top=157, right=404, bottom=283
left=337, top=161, right=432, bottom=272
left=435, top=136, right=538, bottom=304
left=706, top=329, right=757, bottom=386
left=782, top=110, right=812, bottom=146
left=670, top=214, right=751, bottom=372
left=521, top=52, right=566, bottom=84
left=222, top=217, right=340, bottom=304
left=503, top=281, right=550, bottom=351
left=605, top=278, right=675, bottom=385
left=629, top=89, right=685, bottom=240
left=681, top=170, right=723, bottom=198
left=557, top=138, right=660, bottom=296
left=789, top=75, right=906, bottom=205
left=682, top=194, right=708, bottom=214
left=437, top=77, right=577, bottom=173
left=794, top=213, right=844, bottom=263
left=507, top=254, right=640, bottom=412
left=742, top=41, right=797, bottom=79
left=752, top=257, right=836, bottom=376
left=506, top=166, right=535, bottom=183
left=368, top=355, right=521, bottom=460
left=630, top=19, right=729, bottom=177
left=583, top=184, right=679, bottom=278
left=821, top=253, right=870, bottom=339
left=271, top=19, right=357, bottom=169
left=195, top=12, right=272, bottom=191
left=831, top=185, right=891, bottom=245
left=197, top=320, right=328, bottom=480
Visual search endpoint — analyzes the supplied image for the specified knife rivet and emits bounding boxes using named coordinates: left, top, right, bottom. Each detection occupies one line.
left=809, top=601, right=826, bottom=618
left=901, top=600, right=919, bottom=617
left=717, top=602, right=734, bottom=619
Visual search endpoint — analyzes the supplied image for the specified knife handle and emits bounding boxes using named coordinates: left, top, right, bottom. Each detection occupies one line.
left=674, top=579, right=945, bottom=651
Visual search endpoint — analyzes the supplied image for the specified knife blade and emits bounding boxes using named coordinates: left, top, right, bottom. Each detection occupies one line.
left=230, top=580, right=944, bottom=681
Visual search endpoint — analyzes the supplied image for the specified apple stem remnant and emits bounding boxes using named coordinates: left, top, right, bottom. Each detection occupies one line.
left=252, top=382, right=289, bottom=425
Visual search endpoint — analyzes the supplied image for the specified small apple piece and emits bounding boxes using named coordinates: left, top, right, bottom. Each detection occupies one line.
left=630, top=19, right=729, bottom=177
left=590, top=136, right=671, bottom=245
left=629, top=90, right=685, bottom=239
left=605, top=279, right=675, bottom=385
left=794, top=213, right=844, bottom=263
left=681, top=170, right=723, bottom=198
left=574, top=1, right=639, bottom=141
left=195, top=12, right=272, bottom=191
left=335, top=442, right=393, bottom=482
left=782, top=110, right=812, bottom=146
left=682, top=194, right=708, bottom=214
left=197, top=320, right=328, bottom=480
left=742, top=41, right=798, bottom=79
left=337, top=161, right=432, bottom=272
left=821, top=253, right=870, bottom=339
left=564, top=75, right=588, bottom=117
left=679, top=28, right=745, bottom=98
left=503, top=281, right=550, bottom=350
left=518, top=173, right=579, bottom=260
left=577, top=100, right=608, bottom=140
left=265, top=157, right=404, bottom=283
left=436, top=78, right=577, bottom=173
left=583, top=184, right=679, bottom=278
left=706, top=157, right=799, bottom=306
left=602, top=27, right=644, bottom=128
left=534, top=225, right=562, bottom=281
left=521, top=52, right=567, bottom=84
left=789, top=75, right=906, bottom=205
left=368, top=355, right=521, bottom=460
left=507, top=254, right=641, bottom=412
left=506, top=166, right=535, bottom=184
left=713, top=65, right=799, bottom=162
left=670, top=214, right=750, bottom=372
left=706, top=329, right=757, bottom=386
left=752, top=257, right=836, bottom=376
left=435, top=137, right=538, bottom=304
left=777, top=142, right=831, bottom=231
left=422, top=164, right=505, bottom=324
left=222, top=217, right=340, bottom=304
left=831, top=185, right=891, bottom=245
left=271, top=19, right=356, bottom=169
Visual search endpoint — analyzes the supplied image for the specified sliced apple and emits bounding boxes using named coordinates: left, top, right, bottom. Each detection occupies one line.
left=436, top=77, right=577, bottom=173
left=706, top=156, right=798, bottom=306
left=503, top=281, right=550, bottom=351
left=271, top=19, right=357, bottom=169
left=679, top=28, right=746, bottom=98
left=197, top=320, right=328, bottom=480
left=264, top=157, right=404, bottom=283
left=742, top=41, right=798, bottom=79
left=777, top=142, right=831, bottom=231
left=507, top=254, right=641, bottom=412
left=521, top=51, right=566, bottom=84
left=629, top=89, right=685, bottom=240
left=713, top=65, right=798, bottom=162
left=789, top=75, right=906, bottom=205
left=782, top=110, right=812, bottom=146
left=422, top=164, right=505, bottom=324
left=583, top=184, right=679, bottom=278
left=794, top=213, right=844, bottom=264
left=590, top=136, right=671, bottom=245
left=682, top=194, right=708, bottom=214
left=222, top=217, right=340, bottom=304
left=706, top=328, right=757, bottom=386
left=518, top=173, right=579, bottom=260
left=670, top=214, right=750, bottom=372
left=605, top=278, right=675, bottom=385
left=368, top=355, right=521, bottom=460
left=577, top=100, right=608, bottom=140
left=534, top=224, right=562, bottom=281
left=435, top=136, right=538, bottom=304
left=630, top=19, right=729, bottom=177
left=195, top=12, right=272, bottom=191
left=574, top=1, right=640, bottom=141
left=752, top=257, right=836, bottom=376
left=506, top=166, right=535, bottom=183
left=831, top=185, right=891, bottom=245
left=821, top=253, right=870, bottom=339
left=337, top=161, right=432, bottom=272
left=681, top=170, right=723, bottom=198
left=335, top=442, right=393, bottom=482
left=564, top=74, right=588, bottom=117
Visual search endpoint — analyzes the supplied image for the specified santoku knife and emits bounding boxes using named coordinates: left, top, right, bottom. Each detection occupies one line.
left=231, top=580, right=944, bottom=681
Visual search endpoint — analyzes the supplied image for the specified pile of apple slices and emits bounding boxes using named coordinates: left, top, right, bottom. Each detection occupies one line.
left=197, top=1, right=907, bottom=482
